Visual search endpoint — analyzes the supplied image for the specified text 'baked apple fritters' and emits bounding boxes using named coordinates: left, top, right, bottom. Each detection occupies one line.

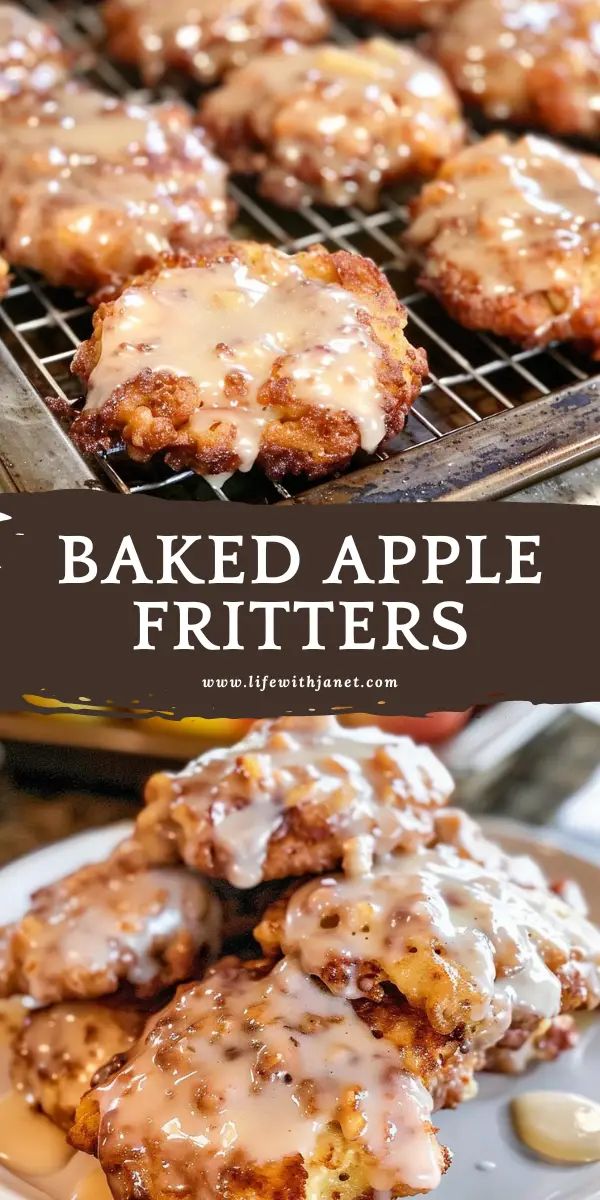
left=70, top=241, right=427, bottom=479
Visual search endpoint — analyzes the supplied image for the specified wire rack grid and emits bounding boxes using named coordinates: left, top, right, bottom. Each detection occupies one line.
left=0, top=0, right=597, bottom=502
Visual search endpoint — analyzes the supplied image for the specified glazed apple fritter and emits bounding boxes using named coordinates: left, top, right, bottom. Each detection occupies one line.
left=11, top=1000, right=145, bottom=1131
left=102, top=0, right=331, bottom=85
left=0, top=855, right=222, bottom=1004
left=254, top=843, right=600, bottom=1039
left=133, top=716, right=453, bottom=887
left=434, top=0, right=600, bottom=140
left=0, top=4, right=68, bottom=100
left=200, top=39, right=465, bottom=210
left=405, top=134, right=600, bottom=356
left=70, top=241, right=428, bottom=479
left=0, top=82, right=229, bottom=301
left=70, top=956, right=450, bottom=1200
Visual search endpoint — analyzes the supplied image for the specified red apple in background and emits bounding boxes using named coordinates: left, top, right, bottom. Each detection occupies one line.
left=343, top=711, right=472, bottom=743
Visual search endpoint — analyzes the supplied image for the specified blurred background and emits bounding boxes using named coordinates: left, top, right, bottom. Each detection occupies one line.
left=0, top=703, right=598, bottom=866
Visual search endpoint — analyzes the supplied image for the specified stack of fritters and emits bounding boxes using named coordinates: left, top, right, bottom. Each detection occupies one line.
left=0, top=843, right=223, bottom=1131
left=0, top=717, right=598, bottom=1196
left=0, top=715, right=592, bottom=1199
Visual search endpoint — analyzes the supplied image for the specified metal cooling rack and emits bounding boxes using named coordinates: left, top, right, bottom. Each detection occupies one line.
left=1, top=0, right=599, bottom=500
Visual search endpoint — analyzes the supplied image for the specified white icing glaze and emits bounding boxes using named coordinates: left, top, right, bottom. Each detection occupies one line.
left=202, top=37, right=464, bottom=207
left=3, top=861, right=222, bottom=1002
left=142, top=716, right=454, bottom=886
left=84, top=258, right=390, bottom=470
left=512, top=1090, right=600, bottom=1163
left=0, top=82, right=228, bottom=291
left=435, top=0, right=600, bottom=135
left=105, top=0, right=330, bottom=84
left=280, top=844, right=600, bottom=1032
left=94, top=956, right=443, bottom=1194
left=407, top=134, right=600, bottom=313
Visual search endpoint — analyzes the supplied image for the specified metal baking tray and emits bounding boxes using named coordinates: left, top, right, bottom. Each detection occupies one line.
left=1, top=0, right=599, bottom=501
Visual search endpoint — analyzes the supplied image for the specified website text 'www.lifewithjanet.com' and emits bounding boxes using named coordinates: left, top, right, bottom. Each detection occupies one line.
left=200, top=674, right=399, bottom=693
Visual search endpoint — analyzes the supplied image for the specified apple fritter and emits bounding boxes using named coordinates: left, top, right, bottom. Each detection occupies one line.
left=200, top=39, right=465, bottom=210
left=405, top=134, right=600, bottom=356
left=133, top=716, right=453, bottom=887
left=254, top=843, right=600, bottom=1038
left=434, top=0, right=600, bottom=140
left=0, top=82, right=229, bottom=301
left=70, top=956, right=450, bottom=1199
left=483, top=1013, right=578, bottom=1075
left=102, top=0, right=330, bottom=85
left=11, top=1000, right=145, bottom=1131
left=70, top=242, right=427, bottom=480
left=0, top=855, right=222, bottom=1004
left=0, top=4, right=68, bottom=100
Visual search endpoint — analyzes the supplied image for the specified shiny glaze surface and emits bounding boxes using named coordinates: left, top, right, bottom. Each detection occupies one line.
left=141, top=715, right=454, bottom=885
left=203, top=38, right=465, bottom=206
left=435, top=0, right=600, bottom=135
left=0, top=857, right=222, bottom=1003
left=11, top=1001, right=145, bottom=1129
left=408, top=134, right=600, bottom=320
left=0, top=4, right=67, bottom=99
left=104, top=0, right=330, bottom=83
left=92, top=957, right=443, bottom=1194
left=0, top=82, right=228, bottom=294
left=85, top=260, right=392, bottom=470
left=279, top=844, right=600, bottom=1034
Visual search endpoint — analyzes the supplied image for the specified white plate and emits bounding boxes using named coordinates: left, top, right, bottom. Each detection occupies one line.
left=0, top=820, right=598, bottom=1200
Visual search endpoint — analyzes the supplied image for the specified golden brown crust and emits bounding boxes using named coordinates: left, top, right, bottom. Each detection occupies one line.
left=11, top=1001, right=145, bottom=1131
left=70, top=242, right=427, bottom=480
left=405, top=134, right=600, bottom=356
left=102, top=0, right=330, bottom=85
left=200, top=40, right=465, bottom=210
left=353, top=992, right=481, bottom=1107
left=254, top=848, right=600, bottom=1038
left=433, top=0, right=600, bottom=139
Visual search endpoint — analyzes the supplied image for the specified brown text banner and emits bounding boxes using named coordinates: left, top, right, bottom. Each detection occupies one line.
left=0, top=493, right=595, bottom=716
